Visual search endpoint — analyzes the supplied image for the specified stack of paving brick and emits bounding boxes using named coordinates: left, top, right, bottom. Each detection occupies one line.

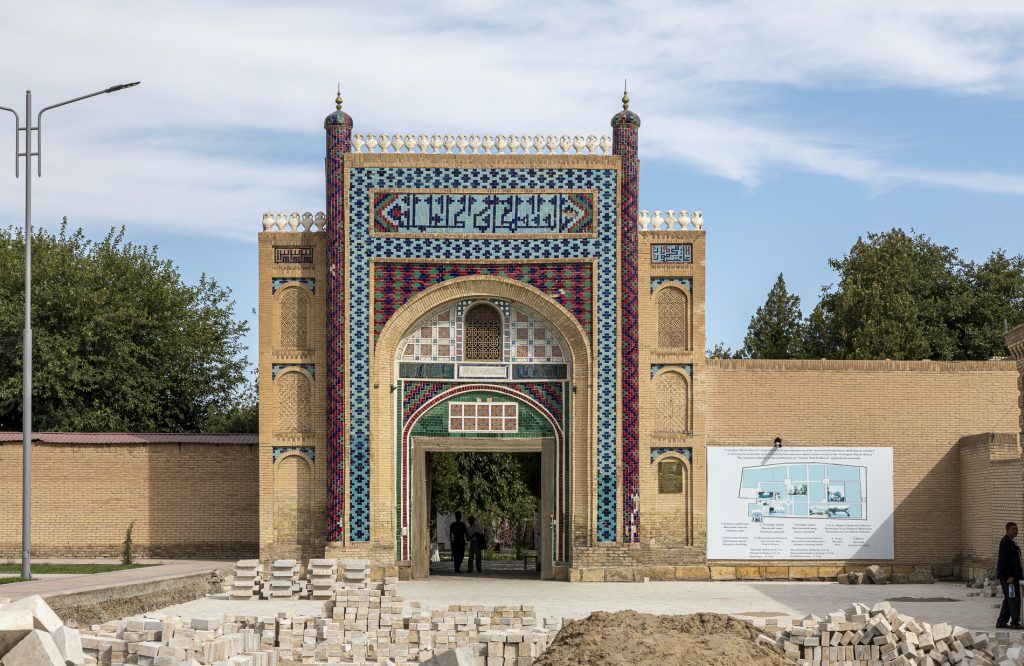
left=82, top=614, right=279, bottom=665
left=339, top=559, right=372, bottom=589
left=320, top=578, right=559, bottom=664
left=264, top=560, right=301, bottom=599
left=69, top=570, right=561, bottom=666
left=0, top=594, right=85, bottom=666
left=307, top=559, right=339, bottom=601
left=760, top=601, right=1024, bottom=665
left=230, top=560, right=264, bottom=600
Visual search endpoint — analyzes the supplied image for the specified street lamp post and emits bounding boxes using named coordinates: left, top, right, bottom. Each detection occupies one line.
left=0, top=82, right=140, bottom=581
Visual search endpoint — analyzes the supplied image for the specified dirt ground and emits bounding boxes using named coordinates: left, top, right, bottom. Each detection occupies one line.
left=534, top=610, right=788, bottom=666
left=49, top=573, right=220, bottom=627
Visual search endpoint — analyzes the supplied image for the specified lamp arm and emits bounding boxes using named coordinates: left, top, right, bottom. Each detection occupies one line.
left=35, top=88, right=110, bottom=177
left=0, top=106, right=20, bottom=177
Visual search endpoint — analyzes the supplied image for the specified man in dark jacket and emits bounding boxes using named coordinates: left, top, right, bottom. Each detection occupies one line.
left=997, top=521, right=1023, bottom=629
left=449, top=512, right=468, bottom=573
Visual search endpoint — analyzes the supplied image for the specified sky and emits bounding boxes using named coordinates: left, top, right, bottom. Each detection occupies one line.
left=1, top=0, right=1023, bottom=370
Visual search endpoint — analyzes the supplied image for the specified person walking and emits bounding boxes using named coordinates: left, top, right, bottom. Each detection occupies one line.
left=449, top=512, right=468, bottom=574
left=997, top=521, right=1023, bottom=629
left=467, top=515, right=484, bottom=573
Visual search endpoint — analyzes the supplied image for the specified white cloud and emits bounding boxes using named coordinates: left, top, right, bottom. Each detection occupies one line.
left=0, top=0, right=1023, bottom=237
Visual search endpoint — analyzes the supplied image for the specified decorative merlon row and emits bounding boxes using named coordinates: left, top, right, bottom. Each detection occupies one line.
left=639, top=209, right=704, bottom=231
left=351, top=134, right=614, bottom=155
left=263, top=211, right=326, bottom=232
left=260, top=208, right=706, bottom=232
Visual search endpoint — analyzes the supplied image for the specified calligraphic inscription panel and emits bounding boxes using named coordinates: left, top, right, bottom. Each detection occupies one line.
left=651, top=243, right=692, bottom=264
left=371, top=190, right=596, bottom=236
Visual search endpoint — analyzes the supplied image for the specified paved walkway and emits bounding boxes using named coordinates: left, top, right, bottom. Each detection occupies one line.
left=151, top=578, right=1007, bottom=634
left=0, top=559, right=233, bottom=601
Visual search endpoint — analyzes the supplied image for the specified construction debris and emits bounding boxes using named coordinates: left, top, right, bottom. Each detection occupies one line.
left=66, top=562, right=559, bottom=665
left=0, top=594, right=85, bottom=666
left=761, top=601, right=1021, bottom=665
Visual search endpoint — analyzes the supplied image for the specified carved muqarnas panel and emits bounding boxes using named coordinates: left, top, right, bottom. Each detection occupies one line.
left=657, top=287, right=688, bottom=349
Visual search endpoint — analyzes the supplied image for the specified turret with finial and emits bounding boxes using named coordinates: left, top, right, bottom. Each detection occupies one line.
left=325, top=83, right=353, bottom=130
left=612, top=79, right=640, bottom=128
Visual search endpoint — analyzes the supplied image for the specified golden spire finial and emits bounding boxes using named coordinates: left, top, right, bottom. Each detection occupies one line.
left=622, top=79, right=629, bottom=110
left=335, top=84, right=343, bottom=112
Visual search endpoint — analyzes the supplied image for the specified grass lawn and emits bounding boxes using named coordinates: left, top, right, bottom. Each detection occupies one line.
left=0, top=576, right=28, bottom=585
left=0, top=563, right=153, bottom=575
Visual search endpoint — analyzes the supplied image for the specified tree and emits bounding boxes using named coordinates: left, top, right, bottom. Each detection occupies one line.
left=431, top=452, right=539, bottom=556
left=706, top=342, right=742, bottom=359
left=742, top=273, right=805, bottom=359
left=0, top=222, right=253, bottom=432
left=802, top=229, right=966, bottom=360
left=959, top=250, right=1024, bottom=359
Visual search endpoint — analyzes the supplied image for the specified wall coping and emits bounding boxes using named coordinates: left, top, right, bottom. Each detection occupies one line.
left=706, top=358, right=1016, bottom=372
left=0, top=432, right=258, bottom=445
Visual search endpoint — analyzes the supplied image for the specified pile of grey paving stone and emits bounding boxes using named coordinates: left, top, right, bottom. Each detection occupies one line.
left=759, top=601, right=1024, bottom=665
left=61, top=559, right=560, bottom=665
left=0, top=594, right=85, bottom=666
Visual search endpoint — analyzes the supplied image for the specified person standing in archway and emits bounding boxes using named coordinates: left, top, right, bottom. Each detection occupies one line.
left=467, top=515, right=484, bottom=573
left=449, top=512, right=468, bottom=573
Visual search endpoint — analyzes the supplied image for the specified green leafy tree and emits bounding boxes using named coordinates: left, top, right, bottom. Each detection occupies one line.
left=742, top=273, right=805, bottom=359
left=0, top=221, right=252, bottom=432
left=802, top=229, right=966, bottom=360
left=959, top=250, right=1024, bottom=359
left=706, top=342, right=741, bottom=359
left=431, top=452, right=539, bottom=555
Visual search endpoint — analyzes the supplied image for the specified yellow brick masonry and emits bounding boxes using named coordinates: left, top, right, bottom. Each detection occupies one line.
left=0, top=441, right=258, bottom=558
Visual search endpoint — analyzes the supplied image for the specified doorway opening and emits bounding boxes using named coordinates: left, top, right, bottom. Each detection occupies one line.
left=411, top=437, right=555, bottom=579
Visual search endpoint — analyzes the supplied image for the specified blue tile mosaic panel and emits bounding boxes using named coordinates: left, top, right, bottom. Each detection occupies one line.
left=650, top=447, right=692, bottom=463
left=272, top=277, right=316, bottom=294
left=344, top=166, right=621, bottom=542
left=650, top=277, right=691, bottom=292
left=651, top=363, right=692, bottom=379
left=273, top=446, right=316, bottom=463
left=272, top=363, right=315, bottom=380
left=651, top=244, right=692, bottom=263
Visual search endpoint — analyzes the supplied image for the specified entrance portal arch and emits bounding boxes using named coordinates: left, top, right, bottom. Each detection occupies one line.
left=371, top=276, right=595, bottom=579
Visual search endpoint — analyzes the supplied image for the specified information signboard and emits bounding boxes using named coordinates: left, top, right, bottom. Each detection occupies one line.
left=706, top=447, right=894, bottom=560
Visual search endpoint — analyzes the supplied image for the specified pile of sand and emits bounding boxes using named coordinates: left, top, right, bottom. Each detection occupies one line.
left=534, top=611, right=788, bottom=666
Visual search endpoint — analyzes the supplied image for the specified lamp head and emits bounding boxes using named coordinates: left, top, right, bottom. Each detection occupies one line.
left=105, top=82, right=141, bottom=93
left=773, top=436, right=783, bottom=448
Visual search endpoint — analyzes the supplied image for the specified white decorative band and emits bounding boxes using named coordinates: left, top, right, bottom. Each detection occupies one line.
left=351, top=134, right=614, bottom=155
left=638, top=209, right=704, bottom=231
left=262, top=212, right=326, bottom=232
left=260, top=208, right=706, bottom=232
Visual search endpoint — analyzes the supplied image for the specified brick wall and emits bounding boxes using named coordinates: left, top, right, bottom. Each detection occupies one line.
left=0, top=441, right=258, bottom=558
left=704, top=359, right=1020, bottom=575
left=960, top=433, right=1024, bottom=580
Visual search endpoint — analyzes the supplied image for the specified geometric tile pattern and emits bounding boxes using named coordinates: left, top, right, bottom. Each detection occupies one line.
left=325, top=109, right=352, bottom=543
left=650, top=447, right=692, bottom=463
left=448, top=401, right=518, bottom=433
left=271, top=277, right=316, bottom=294
left=343, top=165, right=620, bottom=543
left=273, top=446, right=316, bottom=463
left=274, top=246, right=314, bottom=264
left=374, top=262, right=594, bottom=340
left=272, top=363, right=315, bottom=380
left=650, top=277, right=691, bottom=293
left=651, top=243, right=692, bottom=263
left=398, top=302, right=567, bottom=363
left=372, top=190, right=596, bottom=235
left=615, top=123, right=640, bottom=543
left=651, top=363, right=693, bottom=379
